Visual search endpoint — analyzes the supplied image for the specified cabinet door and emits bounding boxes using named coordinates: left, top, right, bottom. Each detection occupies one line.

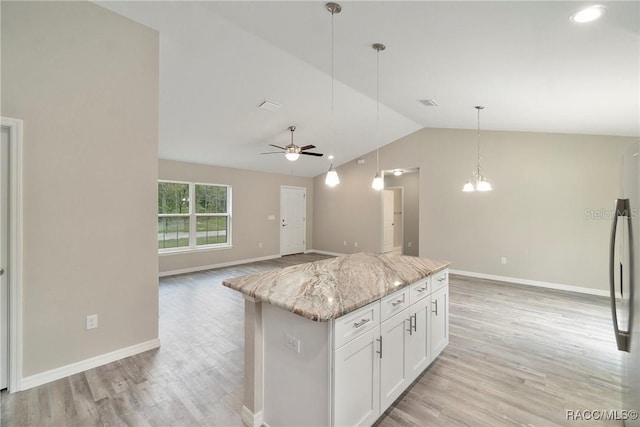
left=406, top=295, right=430, bottom=383
left=334, top=326, right=381, bottom=427
left=379, top=309, right=409, bottom=411
left=430, top=285, right=449, bottom=361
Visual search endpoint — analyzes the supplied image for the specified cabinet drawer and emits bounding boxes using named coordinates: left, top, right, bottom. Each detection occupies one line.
left=431, top=269, right=449, bottom=292
left=409, top=277, right=430, bottom=303
left=380, top=289, right=410, bottom=322
left=333, top=301, right=380, bottom=349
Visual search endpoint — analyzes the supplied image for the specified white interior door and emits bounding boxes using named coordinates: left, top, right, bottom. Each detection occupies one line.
left=0, top=127, right=8, bottom=389
left=280, top=187, right=306, bottom=256
left=382, top=190, right=394, bottom=253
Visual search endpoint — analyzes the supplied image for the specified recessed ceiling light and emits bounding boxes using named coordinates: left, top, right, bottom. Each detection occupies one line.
left=569, top=5, right=607, bottom=23
left=393, top=170, right=403, bottom=176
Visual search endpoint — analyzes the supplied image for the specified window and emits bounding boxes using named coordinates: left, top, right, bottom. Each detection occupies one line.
left=158, top=181, right=231, bottom=252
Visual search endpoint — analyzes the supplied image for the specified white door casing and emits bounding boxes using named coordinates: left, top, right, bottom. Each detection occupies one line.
left=280, top=186, right=306, bottom=256
left=382, top=190, right=394, bottom=253
left=0, top=127, right=8, bottom=389
left=1, top=116, right=24, bottom=392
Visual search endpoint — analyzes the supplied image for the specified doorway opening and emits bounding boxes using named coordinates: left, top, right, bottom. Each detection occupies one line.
left=382, top=168, right=419, bottom=256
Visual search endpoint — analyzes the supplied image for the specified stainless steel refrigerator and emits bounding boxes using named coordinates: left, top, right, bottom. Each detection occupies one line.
left=610, top=141, right=640, bottom=426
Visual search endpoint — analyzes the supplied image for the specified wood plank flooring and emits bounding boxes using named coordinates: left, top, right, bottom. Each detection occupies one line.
left=1, top=255, right=622, bottom=426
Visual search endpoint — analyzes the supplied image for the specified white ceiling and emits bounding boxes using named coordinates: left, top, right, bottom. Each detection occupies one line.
left=97, top=1, right=640, bottom=177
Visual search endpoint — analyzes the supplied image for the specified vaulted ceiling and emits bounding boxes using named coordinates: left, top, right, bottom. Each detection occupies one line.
left=97, top=1, right=640, bottom=177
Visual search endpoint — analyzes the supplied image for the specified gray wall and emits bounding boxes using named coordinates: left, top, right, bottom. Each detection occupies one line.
left=1, top=1, right=159, bottom=376
left=159, top=159, right=314, bottom=274
left=314, top=127, right=635, bottom=291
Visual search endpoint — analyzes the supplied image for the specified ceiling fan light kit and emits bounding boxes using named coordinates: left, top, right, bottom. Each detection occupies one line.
left=261, top=125, right=324, bottom=161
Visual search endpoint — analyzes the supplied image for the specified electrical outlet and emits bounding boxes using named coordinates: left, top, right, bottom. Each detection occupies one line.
left=343, top=241, right=347, bottom=246
left=501, top=257, right=507, bottom=265
left=354, top=242, right=358, bottom=248
left=268, top=215, right=275, bottom=221
left=258, top=242, right=263, bottom=248
left=407, top=242, right=412, bottom=248
left=86, top=314, right=98, bottom=330
left=285, top=334, right=300, bottom=354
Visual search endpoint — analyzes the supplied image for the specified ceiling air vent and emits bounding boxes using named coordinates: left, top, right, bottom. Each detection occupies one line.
left=419, top=99, right=439, bottom=107
left=258, top=100, right=282, bottom=112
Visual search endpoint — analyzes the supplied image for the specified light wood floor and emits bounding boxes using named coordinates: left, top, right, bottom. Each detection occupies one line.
left=1, top=254, right=622, bottom=426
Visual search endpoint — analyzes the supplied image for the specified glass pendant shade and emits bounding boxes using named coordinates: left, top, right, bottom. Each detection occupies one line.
left=462, top=180, right=475, bottom=192
left=371, top=172, right=384, bottom=190
left=285, top=152, right=299, bottom=161
left=476, top=177, right=492, bottom=192
left=325, top=165, right=340, bottom=187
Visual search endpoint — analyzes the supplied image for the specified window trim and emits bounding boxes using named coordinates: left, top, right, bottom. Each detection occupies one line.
left=158, top=180, right=232, bottom=254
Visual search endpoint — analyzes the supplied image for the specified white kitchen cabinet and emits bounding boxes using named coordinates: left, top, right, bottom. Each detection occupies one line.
left=379, top=308, right=409, bottom=409
left=430, top=284, right=449, bottom=360
left=334, top=325, right=381, bottom=427
left=406, top=294, right=431, bottom=383
left=257, top=269, right=450, bottom=427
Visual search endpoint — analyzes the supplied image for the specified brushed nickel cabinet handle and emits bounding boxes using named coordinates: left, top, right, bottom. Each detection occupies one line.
left=406, top=317, right=412, bottom=335
left=412, top=313, right=417, bottom=332
left=353, top=318, right=370, bottom=328
left=432, top=300, right=438, bottom=316
left=391, top=299, right=403, bottom=307
left=376, top=336, right=383, bottom=359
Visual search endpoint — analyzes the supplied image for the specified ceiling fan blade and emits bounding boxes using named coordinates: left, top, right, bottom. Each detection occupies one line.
left=260, top=152, right=284, bottom=155
left=301, top=152, right=324, bottom=157
left=300, top=145, right=316, bottom=151
left=268, top=144, right=286, bottom=150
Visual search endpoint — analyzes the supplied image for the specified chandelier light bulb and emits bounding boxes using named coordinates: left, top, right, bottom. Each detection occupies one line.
left=476, top=177, right=492, bottom=192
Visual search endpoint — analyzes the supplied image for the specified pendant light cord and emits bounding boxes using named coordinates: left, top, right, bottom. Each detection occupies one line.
left=477, top=106, right=480, bottom=176
left=376, top=47, right=380, bottom=173
left=330, top=7, right=335, bottom=162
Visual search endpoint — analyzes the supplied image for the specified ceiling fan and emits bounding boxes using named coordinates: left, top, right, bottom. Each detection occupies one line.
left=262, top=126, right=324, bottom=161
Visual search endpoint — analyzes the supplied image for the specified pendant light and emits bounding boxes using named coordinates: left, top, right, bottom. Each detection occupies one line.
left=371, top=43, right=385, bottom=191
left=462, top=106, right=493, bottom=192
left=325, top=2, right=341, bottom=187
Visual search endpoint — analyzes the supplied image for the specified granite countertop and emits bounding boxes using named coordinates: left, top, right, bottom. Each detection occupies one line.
left=222, top=253, right=451, bottom=321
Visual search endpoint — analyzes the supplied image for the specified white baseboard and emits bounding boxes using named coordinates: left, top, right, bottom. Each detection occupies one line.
left=159, top=255, right=281, bottom=277
left=19, top=338, right=161, bottom=391
left=241, top=406, right=264, bottom=427
left=450, top=269, right=609, bottom=297
left=308, top=249, right=347, bottom=257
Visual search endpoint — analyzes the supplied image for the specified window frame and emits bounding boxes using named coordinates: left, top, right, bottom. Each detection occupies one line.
left=158, top=179, right=232, bottom=254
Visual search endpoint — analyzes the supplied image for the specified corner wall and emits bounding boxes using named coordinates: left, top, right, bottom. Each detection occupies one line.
left=159, top=159, right=314, bottom=275
left=1, top=1, right=159, bottom=378
left=314, top=127, right=635, bottom=292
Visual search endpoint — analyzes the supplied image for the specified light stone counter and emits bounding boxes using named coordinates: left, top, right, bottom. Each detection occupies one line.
left=222, top=252, right=450, bottom=321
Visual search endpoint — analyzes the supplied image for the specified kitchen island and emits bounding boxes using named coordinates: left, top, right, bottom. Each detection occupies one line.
left=223, top=253, right=450, bottom=427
